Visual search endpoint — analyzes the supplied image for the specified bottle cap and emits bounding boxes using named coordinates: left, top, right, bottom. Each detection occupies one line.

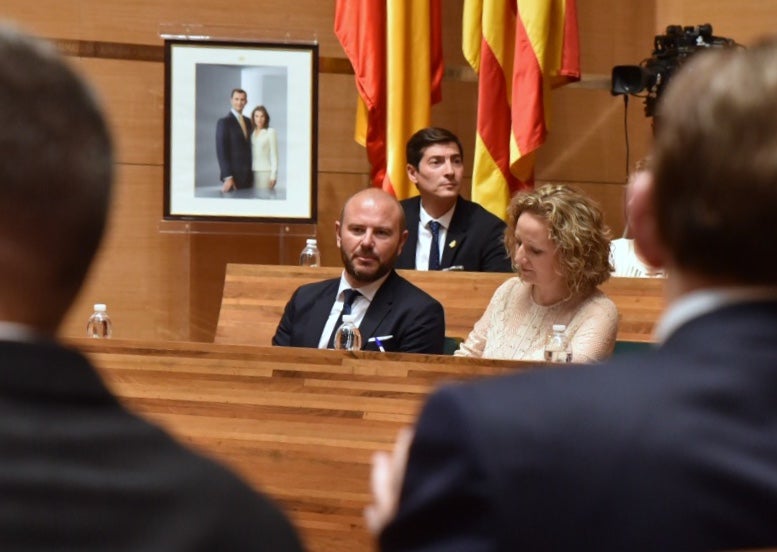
left=94, top=303, right=107, bottom=312
left=552, top=324, right=566, bottom=332
left=306, top=238, right=317, bottom=245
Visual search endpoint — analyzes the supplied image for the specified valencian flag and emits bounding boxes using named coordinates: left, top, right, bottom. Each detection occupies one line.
left=463, top=0, right=580, bottom=219
left=334, top=0, right=443, bottom=199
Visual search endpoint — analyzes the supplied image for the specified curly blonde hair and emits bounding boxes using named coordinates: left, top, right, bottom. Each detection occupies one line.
left=505, top=184, right=613, bottom=296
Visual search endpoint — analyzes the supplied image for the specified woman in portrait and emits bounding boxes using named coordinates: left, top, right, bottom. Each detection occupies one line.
left=455, top=184, right=618, bottom=362
left=250, top=105, right=278, bottom=192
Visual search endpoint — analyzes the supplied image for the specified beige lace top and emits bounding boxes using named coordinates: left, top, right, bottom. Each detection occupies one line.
left=454, top=277, right=619, bottom=362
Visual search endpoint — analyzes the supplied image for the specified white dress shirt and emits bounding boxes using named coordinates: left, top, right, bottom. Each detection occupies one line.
left=317, top=272, right=390, bottom=349
left=415, top=203, right=455, bottom=271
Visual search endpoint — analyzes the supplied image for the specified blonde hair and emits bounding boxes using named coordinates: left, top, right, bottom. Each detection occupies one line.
left=505, top=184, right=613, bottom=295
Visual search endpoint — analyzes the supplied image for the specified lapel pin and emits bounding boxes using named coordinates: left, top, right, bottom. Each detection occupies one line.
left=448, top=240, right=457, bottom=248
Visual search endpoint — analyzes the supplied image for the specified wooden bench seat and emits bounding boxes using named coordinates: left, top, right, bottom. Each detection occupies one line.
left=215, top=263, right=666, bottom=347
left=70, top=338, right=523, bottom=552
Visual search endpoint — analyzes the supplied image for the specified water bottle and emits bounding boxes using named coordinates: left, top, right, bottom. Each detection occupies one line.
left=299, top=238, right=321, bottom=267
left=543, top=324, right=571, bottom=363
left=86, top=303, right=112, bottom=338
left=333, top=314, right=362, bottom=351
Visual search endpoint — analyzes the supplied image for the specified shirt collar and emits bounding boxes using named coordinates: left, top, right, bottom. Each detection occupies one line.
left=419, top=201, right=455, bottom=230
left=654, top=286, right=777, bottom=343
left=337, top=271, right=390, bottom=302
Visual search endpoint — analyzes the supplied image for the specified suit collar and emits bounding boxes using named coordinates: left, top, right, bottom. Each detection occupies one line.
left=303, top=279, right=340, bottom=347
left=359, top=270, right=400, bottom=340
left=441, top=196, right=470, bottom=266
left=655, top=286, right=777, bottom=343
left=399, top=198, right=421, bottom=268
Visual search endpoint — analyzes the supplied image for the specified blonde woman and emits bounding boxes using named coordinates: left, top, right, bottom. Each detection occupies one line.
left=455, top=184, right=618, bottom=362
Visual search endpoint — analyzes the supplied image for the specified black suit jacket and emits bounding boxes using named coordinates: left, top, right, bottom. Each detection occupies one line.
left=215, top=112, right=253, bottom=189
left=382, top=301, right=777, bottom=551
left=0, top=340, right=303, bottom=551
left=272, top=270, right=445, bottom=354
left=397, top=196, right=512, bottom=272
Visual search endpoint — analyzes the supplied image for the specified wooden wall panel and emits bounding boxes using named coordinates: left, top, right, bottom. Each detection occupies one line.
left=2, top=3, right=81, bottom=39
left=656, top=0, right=777, bottom=45
left=578, top=0, right=658, bottom=72
left=538, top=87, right=653, bottom=185
left=73, top=57, right=164, bottom=166
left=62, top=164, right=189, bottom=340
left=317, top=74, right=369, bottom=174
left=7, top=0, right=343, bottom=55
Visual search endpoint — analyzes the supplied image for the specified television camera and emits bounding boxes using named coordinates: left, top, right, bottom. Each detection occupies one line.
left=611, top=24, right=739, bottom=117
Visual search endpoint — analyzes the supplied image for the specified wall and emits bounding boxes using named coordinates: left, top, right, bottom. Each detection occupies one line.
left=4, top=1, right=774, bottom=341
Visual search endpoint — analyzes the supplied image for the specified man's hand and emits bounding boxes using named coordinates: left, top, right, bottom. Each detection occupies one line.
left=364, top=427, right=414, bottom=535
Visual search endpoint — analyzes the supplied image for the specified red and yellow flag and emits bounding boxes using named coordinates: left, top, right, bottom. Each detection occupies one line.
left=463, top=0, right=580, bottom=219
left=335, top=0, right=443, bottom=199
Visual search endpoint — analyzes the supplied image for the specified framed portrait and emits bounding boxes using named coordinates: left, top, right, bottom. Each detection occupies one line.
left=164, top=39, right=318, bottom=223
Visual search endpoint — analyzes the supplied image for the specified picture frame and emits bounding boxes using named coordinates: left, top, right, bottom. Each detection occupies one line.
left=164, top=38, right=318, bottom=223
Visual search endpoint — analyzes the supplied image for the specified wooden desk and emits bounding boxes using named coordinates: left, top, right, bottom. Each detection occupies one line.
left=69, top=338, right=524, bottom=552
left=215, top=264, right=666, bottom=346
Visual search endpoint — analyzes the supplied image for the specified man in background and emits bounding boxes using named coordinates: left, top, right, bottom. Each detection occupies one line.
left=610, top=157, right=665, bottom=277
left=369, top=38, right=777, bottom=550
left=273, top=188, right=445, bottom=354
left=396, top=127, right=512, bottom=273
left=0, top=23, right=302, bottom=550
left=216, top=88, right=253, bottom=192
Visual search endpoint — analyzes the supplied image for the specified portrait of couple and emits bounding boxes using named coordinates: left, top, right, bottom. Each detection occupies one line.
left=165, top=40, right=317, bottom=223
left=216, top=89, right=279, bottom=199
left=193, top=63, right=289, bottom=201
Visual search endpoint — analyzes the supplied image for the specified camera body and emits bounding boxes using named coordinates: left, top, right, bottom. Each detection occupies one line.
left=612, top=24, right=738, bottom=117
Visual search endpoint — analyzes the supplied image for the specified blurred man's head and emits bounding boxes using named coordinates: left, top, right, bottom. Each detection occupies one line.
left=0, top=23, right=113, bottom=332
left=336, top=188, right=408, bottom=287
left=631, top=38, right=777, bottom=286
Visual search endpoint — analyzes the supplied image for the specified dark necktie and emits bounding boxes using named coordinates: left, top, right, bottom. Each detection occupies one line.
left=327, top=289, right=361, bottom=348
left=428, top=220, right=441, bottom=271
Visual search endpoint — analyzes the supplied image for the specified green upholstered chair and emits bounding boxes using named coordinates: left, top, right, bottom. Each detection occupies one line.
left=613, top=340, right=654, bottom=355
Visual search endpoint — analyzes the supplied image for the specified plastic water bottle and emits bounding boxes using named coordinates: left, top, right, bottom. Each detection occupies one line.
left=333, top=314, right=362, bottom=351
left=86, top=303, right=112, bottom=338
left=543, top=324, right=571, bottom=363
left=299, top=238, right=321, bottom=267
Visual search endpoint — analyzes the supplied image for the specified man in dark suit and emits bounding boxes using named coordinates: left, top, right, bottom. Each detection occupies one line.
left=273, top=188, right=445, bottom=354
left=216, top=88, right=253, bottom=192
left=396, top=127, right=512, bottom=272
left=368, top=39, right=777, bottom=550
left=0, top=24, right=302, bottom=550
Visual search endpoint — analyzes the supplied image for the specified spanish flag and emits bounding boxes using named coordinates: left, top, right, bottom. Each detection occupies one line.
left=334, top=0, right=443, bottom=199
left=463, top=0, right=580, bottom=219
